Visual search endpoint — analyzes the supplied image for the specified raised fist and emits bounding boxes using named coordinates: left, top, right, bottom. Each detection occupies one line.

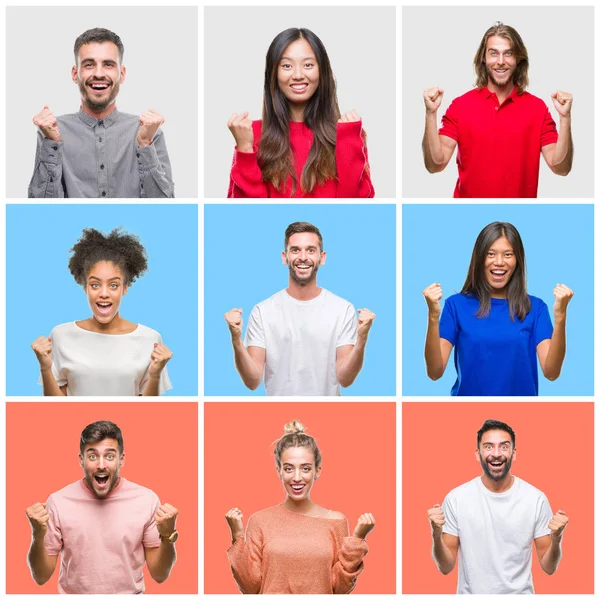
left=357, top=308, right=376, bottom=340
left=137, top=109, right=165, bottom=148
left=224, top=308, right=243, bottom=338
left=550, top=91, right=573, bottom=118
left=227, top=112, right=254, bottom=153
left=149, top=343, right=173, bottom=377
left=155, top=503, right=179, bottom=538
left=427, top=503, right=445, bottom=534
left=553, top=283, right=574, bottom=316
left=338, top=109, right=361, bottom=123
left=31, top=336, right=53, bottom=371
left=424, top=87, right=444, bottom=114
left=225, top=507, right=245, bottom=542
left=26, top=502, right=50, bottom=537
left=353, top=513, right=375, bottom=539
left=423, top=283, right=443, bottom=317
left=548, top=509, right=568, bottom=539
left=33, top=106, right=61, bottom=142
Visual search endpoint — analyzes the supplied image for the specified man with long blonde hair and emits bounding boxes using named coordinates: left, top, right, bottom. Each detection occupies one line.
left=422, top=22, right=573, bottom=198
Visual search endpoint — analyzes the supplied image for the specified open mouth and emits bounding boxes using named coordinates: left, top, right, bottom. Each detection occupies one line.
left=94, top=474, right=109, bottom=486
left=488, top=460, right=505, bottom=469
left=96, top=302, right=113, bottom=316
left=294, top=264, right=313, bottom=272
left=490, top=269, right=508, bottom=281
left=290, top=83, right=309, bottom=94
left=88, top=81, right=111, bottom=93
left=290, top=484, right=306, bottom=495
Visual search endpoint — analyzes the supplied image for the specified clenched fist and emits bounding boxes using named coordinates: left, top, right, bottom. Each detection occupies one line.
left=149, top=343, right=173, bottom=377
left=423, top=283, right=443, bottom=317
left=26, top=502, right=50, bottom=538
left=224, top=308, right=243, bottom=338
left=357, top=308, right=376, bottom=340
left=155, top=503, right=178, bottom=538
left=548, top=509, right=568, bottom=539
left=225, top=507, right=245, bottom=543
left=31, top=336, right=53, bottom=371
left=424, top=87, right=444, bottom=114
left=33, top=106, right=61, bottom=142
left=137, top=109, right=165, bottom=148
left=227, top=112, right=254, bottom=153
left=553, top=283, right=574, bottom=317
left=338, top=109, right=361, bottom=123
left=427, top=503, right=445, bottom=535
left=353, top=512, right=376, bottom=539
left=551, top=91, right=573, bottom=119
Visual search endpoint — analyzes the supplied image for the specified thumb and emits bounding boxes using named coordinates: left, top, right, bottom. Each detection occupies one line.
left=43, top=105, right=49, bottom=110
left=154, top=343, right=158, bottom=348
left=557, top=509, right=567, bottom=515
left=433, top=503, right=440, bottom=508
left=551, top=91, right=558, bottom=99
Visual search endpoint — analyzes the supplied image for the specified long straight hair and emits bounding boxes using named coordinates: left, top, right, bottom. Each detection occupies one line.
left=461, top=222, right=530, bottom=320
left=259, top=28, right=340, bottom=196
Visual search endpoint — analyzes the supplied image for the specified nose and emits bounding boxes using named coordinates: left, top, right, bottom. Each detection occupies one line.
left=99, top=285, right=110, bottom=298
left=496, top=53, right=506, bottom=65
left=98, top=456, right=106, bottom=469
left=292, top=63, right=304, bottom=80
left=493, top=254, right=505, bottom=266
left=292, top=468, right=302, bottom=482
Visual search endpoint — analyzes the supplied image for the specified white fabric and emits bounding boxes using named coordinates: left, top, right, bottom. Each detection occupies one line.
left=442, top=476, right=553, bottom=594
left=39, top=321, right=172, bottom=396
left=244, top=289, right=357, bottom=396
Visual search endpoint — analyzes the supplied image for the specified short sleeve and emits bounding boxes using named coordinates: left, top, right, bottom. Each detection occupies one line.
left=337, top=304, right=358, bottom=347
left=533, top=493, right=553, bottom=539
left=533, top=299, right=553, bottom=346
left=439, top=297, right=459, bottom=346
left=439, top=100, right=459, bottom=142
left=441, top=493, right=459, bottom=537
left=244, top=305, right=266, bottom=349
left=44, top=496, right=63, bottom=555
left=540, top=107, right=559, bottom=148
left=142, top=492, right=161, bottom=548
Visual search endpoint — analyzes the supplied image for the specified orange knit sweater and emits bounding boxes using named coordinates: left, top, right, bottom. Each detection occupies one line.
left=226, top=504, right=369, bottom=594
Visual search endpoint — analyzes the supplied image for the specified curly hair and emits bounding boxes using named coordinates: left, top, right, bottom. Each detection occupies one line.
left=68, top=228, right=148, bottom=286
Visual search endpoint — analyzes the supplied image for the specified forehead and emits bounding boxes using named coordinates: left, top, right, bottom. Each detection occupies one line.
left=77, top=41, right=120, bottom=64
left=87, top=260, right=125, bottom=280
left=281, top=446, right=315, bottom=464
left=287, top=232, right=320, bottom=249
left=282, top=38, right=315, bottom=60
left=480, top=429, right=512, bottom=445
left=488, top=236, right=514, bottom=252
left=486, top=35, right=512, bottom=52
left=82, top=438, right=120, bottom=453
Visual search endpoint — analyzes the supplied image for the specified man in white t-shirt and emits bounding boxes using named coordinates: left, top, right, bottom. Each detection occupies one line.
left=25, top=420, right=179, bottom=593
left=224, top=221, right=376, bottom=395
left=427, top=419, right=568, bottom=594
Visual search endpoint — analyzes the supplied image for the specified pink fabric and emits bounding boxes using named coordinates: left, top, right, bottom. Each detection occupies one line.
left=45, top=477, right=161, bottom=594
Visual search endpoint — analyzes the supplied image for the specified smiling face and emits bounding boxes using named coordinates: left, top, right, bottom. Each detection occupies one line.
left=278, top=446, right=321, bottom=502
left=79, top=437, right=124, bottom=498
left=477, top=429, right=516, bottom=482
left=485, top=35, right=516, bottom=90
left=85, top=261, right=128, bottom=324
left=483, top=236, right=517, bottom=298
left=282, top=232, right=326, bottom=286
left=277, top=38, right=319, bottom=116
left=72, top=41, right=126, bottom=113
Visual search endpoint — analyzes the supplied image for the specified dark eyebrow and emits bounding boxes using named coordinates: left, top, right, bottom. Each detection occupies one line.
left=86, top=447, right=117, bottom=453
left=482, top=439, right=511, bottom=445
left=88, top=276, right=122, bottom=282
left=289, top=245, right=317, bottom=250
left=280, top=55, right=316, bottom=61
left=282, top=462, right=313, bottom=466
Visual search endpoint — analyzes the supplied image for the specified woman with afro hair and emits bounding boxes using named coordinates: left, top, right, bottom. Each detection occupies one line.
left=31, top=228, right=172, bottom=396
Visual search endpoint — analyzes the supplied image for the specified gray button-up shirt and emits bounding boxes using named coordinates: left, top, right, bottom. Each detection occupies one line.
left=28, top=108, right=174, bottom=198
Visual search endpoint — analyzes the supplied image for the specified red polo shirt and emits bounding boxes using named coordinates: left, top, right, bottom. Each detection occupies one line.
left=439, top=87, right=558, bottom=198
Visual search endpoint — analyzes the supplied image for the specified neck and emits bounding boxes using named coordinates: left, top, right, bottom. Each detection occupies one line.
left=88, top=313, right=125, bottom=333
left=487, top=80, right=514, bottom=105
left=287, top=278, right=321, bottom=301
left=80, top=101, right=117, bottom=120
left=283, top=496, right=314, bottom=514
left=481, top=473, right=514, bottom=493
left=289, top=104, right=305, bottom=123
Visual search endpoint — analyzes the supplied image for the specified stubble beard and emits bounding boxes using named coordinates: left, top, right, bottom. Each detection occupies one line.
left=288, top=262, right=319, bottom=286
left=78, top=77, right=120, bottom=112
left=480, top=455, right=513, bottom=482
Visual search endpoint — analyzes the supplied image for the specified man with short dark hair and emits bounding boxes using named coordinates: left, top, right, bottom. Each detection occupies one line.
left=224, top=221, right=376, bottom=395
left=25, top=420, right=179, bottom=593
left=422, top=22, right=573, bottom=198
left=28, top=27, right=173, bottom=198
left=427, top=419, right=568, bottom=593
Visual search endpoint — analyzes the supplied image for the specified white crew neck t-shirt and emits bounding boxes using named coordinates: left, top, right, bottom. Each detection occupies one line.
left=442, top=476, right=553, bottom=594
left=40, top=321, right=172, bottom=396
left=244, top=289, right=357, bottom=396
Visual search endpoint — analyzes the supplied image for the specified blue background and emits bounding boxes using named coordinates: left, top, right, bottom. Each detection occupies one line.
left=7, top=204, right=198, bottom=396
left=205, top=204, right=396, bottom=396
left=402, top=204, right=594, bottom=396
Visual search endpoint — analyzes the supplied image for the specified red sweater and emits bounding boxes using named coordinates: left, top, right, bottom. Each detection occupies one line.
left=228, top=120, right=374, bottom=198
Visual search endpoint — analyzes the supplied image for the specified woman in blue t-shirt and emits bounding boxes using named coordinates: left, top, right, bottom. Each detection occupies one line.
left=422, top=221, right=574, bottom=396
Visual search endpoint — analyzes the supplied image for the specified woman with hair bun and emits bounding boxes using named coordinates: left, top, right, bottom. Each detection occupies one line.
left=30, top=227, right=172, bottom=396
left=225, top=420, right=375, bottom=594
left=227, top=27, right=374, bottom=198
left=422, top=221, right=574, bottom=396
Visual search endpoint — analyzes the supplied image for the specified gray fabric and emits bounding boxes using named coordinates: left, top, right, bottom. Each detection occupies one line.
left=28, top=108, right=174, bottom=198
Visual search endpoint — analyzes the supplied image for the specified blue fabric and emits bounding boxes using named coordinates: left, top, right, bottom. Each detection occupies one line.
left=439, top=293, right=553, bottom=396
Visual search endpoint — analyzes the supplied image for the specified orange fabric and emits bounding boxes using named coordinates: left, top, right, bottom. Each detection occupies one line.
left=226, top=504, right=368, bottom=594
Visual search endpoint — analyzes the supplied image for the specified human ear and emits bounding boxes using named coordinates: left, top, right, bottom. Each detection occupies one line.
left=319, top=251, right=327, bottom=266
left=119, top=65, right=127, bottom=85
left=71, top=65, right=78, bottom=84
left=281, top=250, right=288, bottom=265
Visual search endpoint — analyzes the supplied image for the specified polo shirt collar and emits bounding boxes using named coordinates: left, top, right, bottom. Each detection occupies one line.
left=480, top=84, right=520, bottom=105
left=78, top=106, right=120, bottom=128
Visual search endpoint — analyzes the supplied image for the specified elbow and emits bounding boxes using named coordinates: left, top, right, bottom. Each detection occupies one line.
left=541, top=564, right=558, bottom=576
left=437, top=563, right=455, bottom=576
left=543, top=369, right=561, bottom=382
left=243, top=378, right=262, bottom=391
left=427, top=370, right=443, bottom=381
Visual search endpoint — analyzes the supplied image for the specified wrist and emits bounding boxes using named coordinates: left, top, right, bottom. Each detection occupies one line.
left=236, top=143, right=254, bottom=153
left=40, top=365, right=53, bottom=374
left=32, top=530, right=47, bottom=542
left=355, top=334, right=368, bottom=348
left=553, top=311, right=567, bottom=323
left=137, top=138, right=152, bottom=148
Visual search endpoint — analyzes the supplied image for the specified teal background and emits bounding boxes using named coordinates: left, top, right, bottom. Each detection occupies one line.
left=7, top=204, right=198, bottom=396
left=402, top=204, right=594, bottom=396
left=205, top=204, right=396, bottom=396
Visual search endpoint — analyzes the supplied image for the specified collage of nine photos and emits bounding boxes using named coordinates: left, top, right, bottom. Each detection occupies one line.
left=2, top=2, right=596, bottom=597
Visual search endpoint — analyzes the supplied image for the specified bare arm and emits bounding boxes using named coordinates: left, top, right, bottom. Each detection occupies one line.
left=534, top=535, right=562, bottom=575
left=26, top=502, right=58, bottom=585
left=145, top=543, right=177, bottom=584
left=224, top=308, right=264, bottom=390
left=541, top=91, right=573, bottom=176
left=423, top=284, right=453, bottom=380
left=432, top=532, right=459, bottom=575
left=40, top=368, right=67, bottom=396
left=422, top=87, right=457, bottom=173
left=336, top=308, right=375, bottom=387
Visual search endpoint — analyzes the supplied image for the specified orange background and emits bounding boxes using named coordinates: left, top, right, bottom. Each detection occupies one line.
left=204, top=402, right=396, bottom=594
left=6, top=402, right=198, bottom=594
left=402, top=402, right=594, bottom=594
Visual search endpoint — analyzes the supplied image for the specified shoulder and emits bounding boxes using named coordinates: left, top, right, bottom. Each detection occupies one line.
left=253, top=289, right=287, bottom=309
left=448, top=88, right=482, bottom=108
left=47, top=480, right=85, bottom=506
left=120, top=478, right=160, bottom=500
left=527, top=294, right=549, bottom=312
left=517, top=91, right=548, bottom=108
left=321, top=289, right=353, bottom=310
left=444, top=292, right=472, bottom=307
left=56, top=112, right=81, bottom=124
left=248, top=504, right=282, bottom=524
left=445, top=476, right=480, bottom=500
left=49, top=322, right=76, bottom=338
left=135, top=323, right=162, bottom=340
left=514, top=476, right=547, bottom=499
left=327, top=509, right=347, bottom=520
left=116, top=111, right=140, bottom=123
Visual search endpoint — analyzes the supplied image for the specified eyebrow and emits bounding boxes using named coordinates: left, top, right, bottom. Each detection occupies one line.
left=280, top=56, right=316, bottom=61
left=282, top=462, right=313, bottom=466
left=482, top=439, right=511, bottom=445
left=88, top=276, right=122, bottom=281
left=289, top=245, right=318, bottom=250
left=85, top=448, right=117, bottom=453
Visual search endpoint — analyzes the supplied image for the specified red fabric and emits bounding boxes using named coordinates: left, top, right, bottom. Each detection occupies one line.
left=228, top=120, right=374, bottom=198
left=439, top=87, right=558, bottom=198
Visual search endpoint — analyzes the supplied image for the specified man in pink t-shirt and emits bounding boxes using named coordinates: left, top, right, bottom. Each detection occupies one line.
left=25, top=420, right=179, bottom=593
